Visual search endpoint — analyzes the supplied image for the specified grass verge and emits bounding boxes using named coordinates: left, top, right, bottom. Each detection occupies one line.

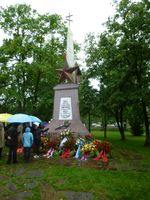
left=0, top=129, right=150, bottom=200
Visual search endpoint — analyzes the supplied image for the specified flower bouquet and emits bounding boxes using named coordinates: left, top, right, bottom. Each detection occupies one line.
left=59, top=129, right=72, bottom=149
left=60, top=128, right=72, bottom=139
left=43, top=136, right=60, bottom=158
left=81, top=143, right=96, bottom=160
left=60, top=137, right=76, bottom=158
left=93, top=140, right=112, bottom=162
left=41, top=135, right=49, bottom=153
left=93, top=140, right=112, bottom=153
left=49, top=137, right=60, bottom=150
left=63, top=137, right=76, bottom=150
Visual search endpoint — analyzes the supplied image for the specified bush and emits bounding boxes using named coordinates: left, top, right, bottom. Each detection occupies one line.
left=128, top=104, right=144, bottom=136
left=130, top=121, right=144, bottom=136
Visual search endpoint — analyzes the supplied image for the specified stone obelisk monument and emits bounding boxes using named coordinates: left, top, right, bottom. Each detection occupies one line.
left=46, top=15, right=88, bottom=135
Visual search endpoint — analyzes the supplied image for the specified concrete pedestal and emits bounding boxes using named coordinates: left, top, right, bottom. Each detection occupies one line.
left=46, top=83, right=88, bottom=135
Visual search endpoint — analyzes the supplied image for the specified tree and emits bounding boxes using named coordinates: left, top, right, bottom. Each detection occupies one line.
left=96, top=85, right=114, bottom=138
left=84, top=0, right=150, bottom=144
left=79, top=73, right=98, bottom=132
left=0, top=4, right=68, bottom=120
left=84, top=31, right=128, bottom=140
left=111, top=0, right=150, bottom=145
left=127, top=104, right=144, bottom=136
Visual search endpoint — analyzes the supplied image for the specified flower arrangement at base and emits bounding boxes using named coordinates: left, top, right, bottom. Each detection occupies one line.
left=93, top=140, right=112, bottom=162
left=75, top=137, right=85, bottom=159
left=49, top=137, right=60, bottom=150
left=60, top=137, right=76, bottom=158
left=63, top=137, right=76, bottom=150
left=41, top=135, right=49, bottom=153
left=93, top=140, right=112, bottom=153
left=60, top=128, right=72, bottom=139
left=43, top=136, right=60, bottom=158
left=81, top=143, right=96, bottom=160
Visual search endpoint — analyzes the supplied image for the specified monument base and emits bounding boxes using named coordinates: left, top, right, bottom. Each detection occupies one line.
left=46, top=83, right=88, bottom=136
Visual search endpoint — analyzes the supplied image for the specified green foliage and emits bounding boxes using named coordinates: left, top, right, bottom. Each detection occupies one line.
left=79, top=73, right=98, bottom=130
left=0, top=4, right=67, bottom=119
left=128, top=104, right=144, bottom=136
left=130, top=120, right=144, bottom=136
left=84, top=0, right=150, bottom=144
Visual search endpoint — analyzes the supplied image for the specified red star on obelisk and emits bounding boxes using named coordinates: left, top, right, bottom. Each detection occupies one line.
left=56, top=54, right=79, bottom=83
left=56, top=13, right=81, bottom=84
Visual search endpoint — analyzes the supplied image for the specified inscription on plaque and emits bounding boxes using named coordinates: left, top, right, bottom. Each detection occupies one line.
left=59, top=97, right=72, bottom=120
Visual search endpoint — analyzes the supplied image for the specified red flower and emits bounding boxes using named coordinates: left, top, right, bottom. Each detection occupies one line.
left=49, top=137, right=60, bottom=150
left=93, top=140, right=112, bottom=153
left=63, top=137, right=76, bottom=150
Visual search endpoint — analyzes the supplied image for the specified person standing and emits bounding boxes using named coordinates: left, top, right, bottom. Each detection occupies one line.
left=17, top=123, right=23, bottom=147
left=0, top=122, right=5, bottom=159
left=6, top=125, right=19, bottom=164
left=33, top=124, right=42, bottom=158
left=22, top=127, right=33, bottom=163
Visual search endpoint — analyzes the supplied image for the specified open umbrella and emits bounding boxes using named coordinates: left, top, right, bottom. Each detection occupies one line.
left=8, top=113, right=33, bottom=123
left=29, top=115, right=42, bottom=123
left=0, top=113, right=12, bottom=122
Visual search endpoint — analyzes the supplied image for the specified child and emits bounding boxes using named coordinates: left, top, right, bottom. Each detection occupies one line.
left=22, top=127, right=33, bottom=162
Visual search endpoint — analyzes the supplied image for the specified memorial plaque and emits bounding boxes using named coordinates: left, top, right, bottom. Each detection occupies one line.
left=59, top=97, right=72, bottom=120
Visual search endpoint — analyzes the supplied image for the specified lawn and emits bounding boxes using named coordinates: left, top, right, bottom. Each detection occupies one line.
left=0, top=129, right=150, bottom=200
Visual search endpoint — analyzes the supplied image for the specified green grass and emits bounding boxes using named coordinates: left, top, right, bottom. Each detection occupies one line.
left=0, top=130, right=150, bottom=200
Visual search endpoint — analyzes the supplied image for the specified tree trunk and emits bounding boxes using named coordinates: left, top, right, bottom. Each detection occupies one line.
left=104, top=121, right=107, bottom=138
left=115, top=108, right=125, bottom=140
left=32, top=70, right=41, bottom=112
left=133, top=60, right=150, bottom=146
left=119, top=126, right=125, bottom=140
left=142, top=100, right=150, bottom=146
left=88, top=111, right=91, bottom=133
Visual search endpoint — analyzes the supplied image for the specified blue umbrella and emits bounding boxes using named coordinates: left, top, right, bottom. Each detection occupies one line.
left=8, top=113, right=33, bottom=123
left=29, top=115, right=42, bottom=123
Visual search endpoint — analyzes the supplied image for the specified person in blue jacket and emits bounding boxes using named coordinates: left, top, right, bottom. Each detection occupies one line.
left=22, top=127, right=33, bottom=162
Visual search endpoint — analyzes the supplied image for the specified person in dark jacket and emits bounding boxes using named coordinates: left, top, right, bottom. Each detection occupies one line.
left=6, top=125, right=19, bottom=164
left=33, top=124, right=42, bottom=158
left=0, top=122, right=5, bottom=159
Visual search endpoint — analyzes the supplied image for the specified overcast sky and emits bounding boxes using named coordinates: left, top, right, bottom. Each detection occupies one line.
left=0, top=0, right=116, bottom=44
left=0, top=0, right=116, bottom=89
